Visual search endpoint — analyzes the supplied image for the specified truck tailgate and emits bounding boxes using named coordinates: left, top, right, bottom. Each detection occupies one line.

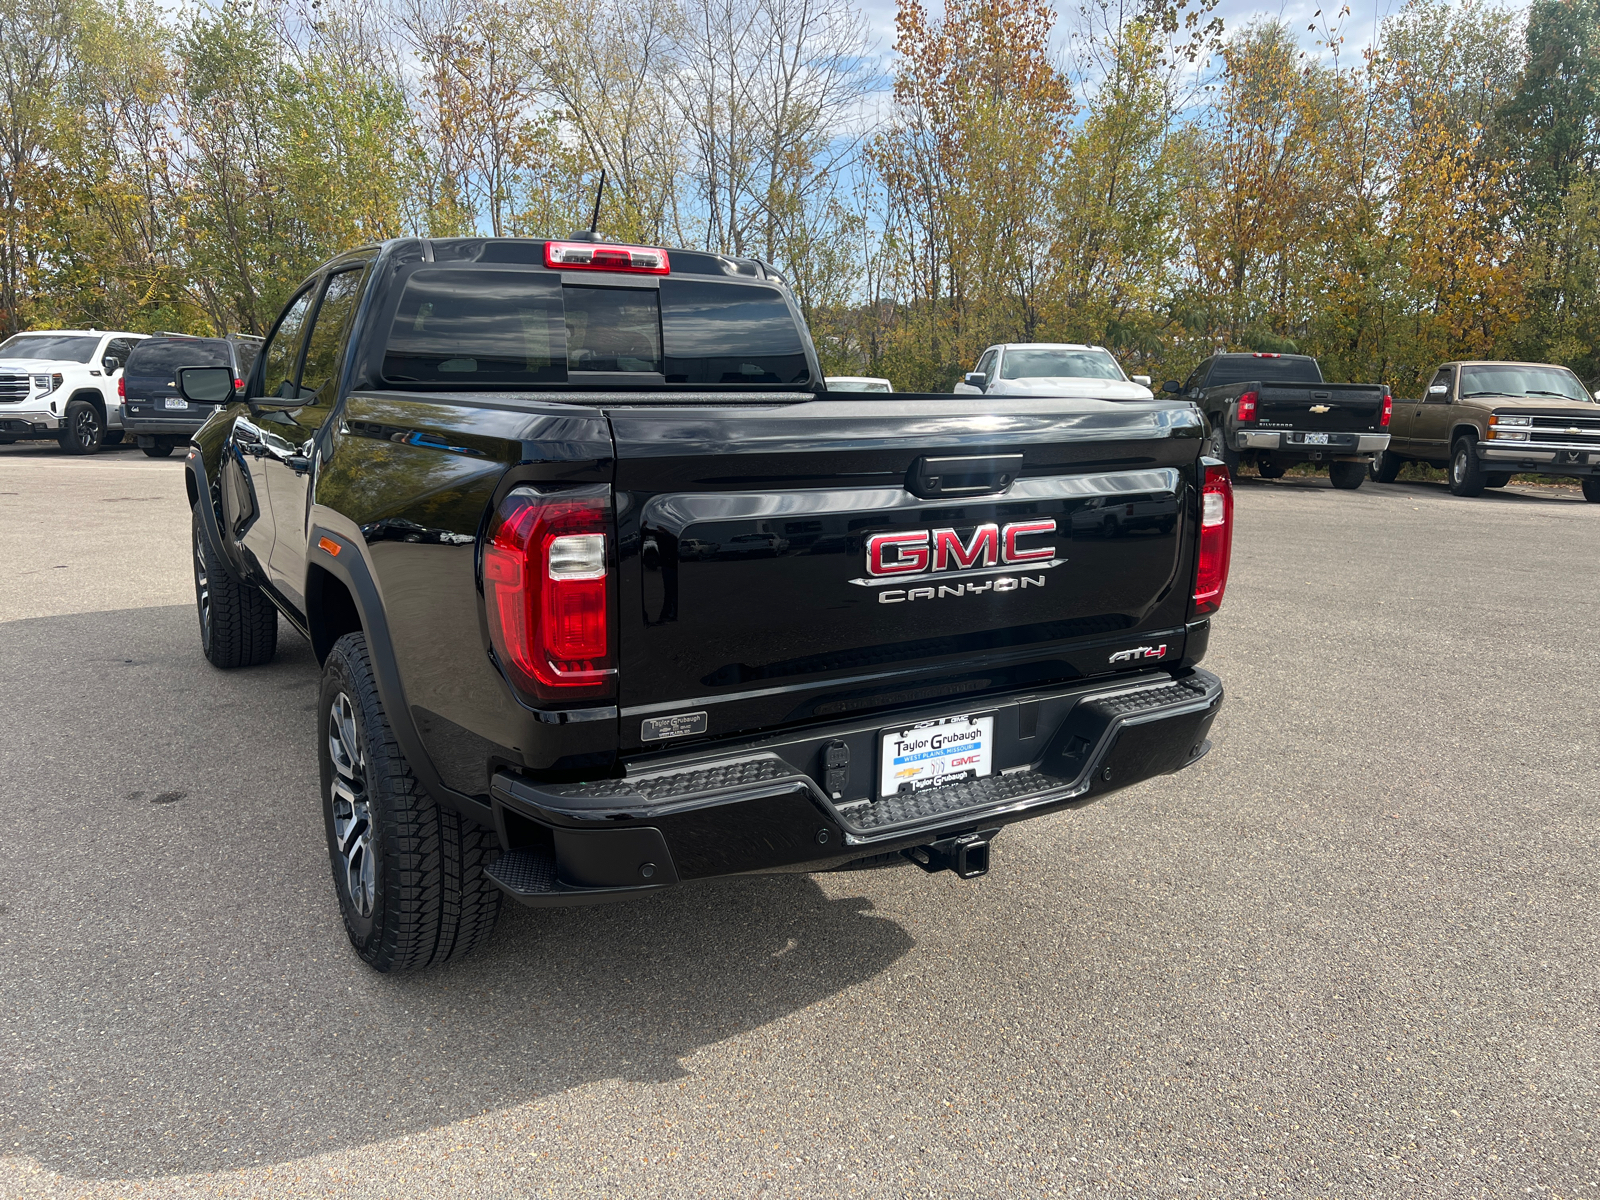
left=1258, top=383, right=1386, bottom=432
left=610, top=395, right=1203, bottom=751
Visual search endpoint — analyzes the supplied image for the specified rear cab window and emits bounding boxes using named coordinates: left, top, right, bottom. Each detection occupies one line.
left=371, top=248, right=812, bottom=392
left=126, top=339, right=232, bottom=382
left=1206, top=356, right=1323, bottom=387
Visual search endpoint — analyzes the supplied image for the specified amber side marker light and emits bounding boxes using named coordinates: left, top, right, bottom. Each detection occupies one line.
left=317, top=536, right=342, bottom=557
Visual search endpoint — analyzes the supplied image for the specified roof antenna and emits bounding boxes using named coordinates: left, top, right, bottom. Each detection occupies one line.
left=569, top=171, right=607, bottom=242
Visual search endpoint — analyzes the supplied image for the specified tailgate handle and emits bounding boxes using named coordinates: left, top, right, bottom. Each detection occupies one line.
left=1311, top=391, right=1331, bottom=399
left=907, top=454, right=1023, bottom=499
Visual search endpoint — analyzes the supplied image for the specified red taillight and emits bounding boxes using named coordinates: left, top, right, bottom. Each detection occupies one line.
left=1380, top=386, right=1392, bottom=427
left=482, top=489, right=614, bottom=701
left=1252, top=352, right=1281, bottom=358
left=1237, top=390, right=1258, bottom=422
left=1192, top=463, right=1234, bottom=616
left=234, top=377, right=244, bottom=391
left=544, top=240, right=670, bottom=274
left=117, top=377, right=125, bottom=398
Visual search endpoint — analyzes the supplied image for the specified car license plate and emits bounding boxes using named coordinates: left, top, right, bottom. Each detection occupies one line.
left=879, top=713, right=993, bottom=798
left=1302, top=432, right=1329, bottom=445
left=163, top=397, right=188, bottom=410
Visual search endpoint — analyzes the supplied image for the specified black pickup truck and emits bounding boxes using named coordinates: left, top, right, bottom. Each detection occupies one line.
left=180, top=236, right=1230, bottom=972
left=1164, top=352, right=1391, bottom=489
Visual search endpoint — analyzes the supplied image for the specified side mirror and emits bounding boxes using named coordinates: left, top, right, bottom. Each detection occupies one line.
left=962, top=371, right=987, bottom=390
left=1161, top=380, right=1182, bottom=394
left=178, top=365, right=235, bottom=404
left=1428, top=385, right=1447, bottom=396
left=1131, top=374, right=1151, bottom=387
left=102, top=355, right=121, bottom=374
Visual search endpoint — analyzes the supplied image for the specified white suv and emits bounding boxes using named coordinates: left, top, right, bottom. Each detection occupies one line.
left=0, top=329, right=148, bottom=454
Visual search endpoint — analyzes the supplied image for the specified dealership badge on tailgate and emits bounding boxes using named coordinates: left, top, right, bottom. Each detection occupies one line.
left=879, top=713, right=994, bottom=797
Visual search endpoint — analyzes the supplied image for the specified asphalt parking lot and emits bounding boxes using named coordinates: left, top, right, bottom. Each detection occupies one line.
left=2, top=440, right=1597, bottom=1199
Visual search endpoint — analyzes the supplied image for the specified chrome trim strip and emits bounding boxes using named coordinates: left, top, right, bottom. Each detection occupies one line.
left=639, top=468, right=1182, bottom=537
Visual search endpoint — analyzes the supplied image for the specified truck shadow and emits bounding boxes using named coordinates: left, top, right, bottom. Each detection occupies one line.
left=0, top=606, right=915, bottom=1180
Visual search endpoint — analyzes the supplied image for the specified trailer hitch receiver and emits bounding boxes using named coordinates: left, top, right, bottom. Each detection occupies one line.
left=903, top=829, right=998, bottom=879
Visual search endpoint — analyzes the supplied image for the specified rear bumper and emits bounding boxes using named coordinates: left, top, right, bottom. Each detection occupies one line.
left=484, top=668, right=1224, bottom=906
left=121, top=413, right=204, bottom=435
left=1239, top=430, right=1389, bottom=455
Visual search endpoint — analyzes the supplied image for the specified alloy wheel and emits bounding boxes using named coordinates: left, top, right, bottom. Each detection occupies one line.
left=1452, top=449, right=1465, bottom=485
left=194, top=538, right=211, bottom=647
left=74, top=407, right=99, bottom=449
left=328, top=692, right=375, bottom=918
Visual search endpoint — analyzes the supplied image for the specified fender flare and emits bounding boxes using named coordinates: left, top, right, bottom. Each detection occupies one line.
left=308, top=525, right=492, bottom=825
left=185, top=452, right=244, bottom=586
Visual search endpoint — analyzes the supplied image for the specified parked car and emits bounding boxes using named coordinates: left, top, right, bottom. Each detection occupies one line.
left=826, top=375, right=893, bottom=392
left=183, top=234, right=1228, bottom=972
left=121, top=335, right=261, bottom=457
left=954, top=344, right=1154, bottom=400
left=1373, top=360, right=1600, bottom=499
left=1164, top=352, right=1390, bottom=489
left=0, top=329, right=147, bottom=453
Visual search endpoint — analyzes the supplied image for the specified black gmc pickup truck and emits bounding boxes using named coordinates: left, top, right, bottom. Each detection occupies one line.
left=180, top=236, right=1230, bottom=972
left=1164, top=352, right=1391, bottom=489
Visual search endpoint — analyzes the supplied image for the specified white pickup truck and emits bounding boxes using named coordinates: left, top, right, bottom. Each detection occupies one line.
left=954, top=343, right=1155, bottom=401
left=0, top=329, right=148, bottom=453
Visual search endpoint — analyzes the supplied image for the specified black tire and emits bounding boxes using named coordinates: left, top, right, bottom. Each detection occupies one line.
left=1583, top=478, right=1600, bottom=504
left=1369, top=449, right=1402, bottom=483
left=143, top=444, right=175, bottom=458
left=1256, top=459, right=1286, bottom=479
left=192, top=507, right=277, bottom=668
left=1449, top=436, right=1488, bottom=497
left=103, top=430, right=125, bottom=446
left=1485, top=473, right=1511, bottom=489
left=58, top=400, right=103, bottom=454
left=319, top=632, right=501, bottom=972
left=1206, top=425, right=1240, bottom=478
left=1329, top=461, right=1366, bottom=490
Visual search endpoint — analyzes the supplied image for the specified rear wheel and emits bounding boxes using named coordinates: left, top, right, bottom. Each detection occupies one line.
left=103, top=430, right=125, bottom=446
left=1583, top=478, right=1600, bottom=504
left=320, top=632, right=501, bottom=972
left=192, top=508, right=277, bottom=668
left=1206, top=426, right=1240, bottom=478
left=1449, top=437, right=1488, bottom=497
left=1329, top=461, right=1366, bottom=490
left=1369, top=449, right=1402, bottom=483
left=1485, top=473, right=1511, bottom=489
left=1256, top=459, right=1286, bottom=479
left=143, top=444, right=175, bottom=458
left=58, top=400, right=102, bottom=455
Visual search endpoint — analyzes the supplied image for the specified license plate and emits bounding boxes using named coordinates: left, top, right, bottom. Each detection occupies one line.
left=163, top=397, right=188, bottom=410
left=1302, top=432, right=1329, bottom=445
left=879, top=713, right=993, bottom=798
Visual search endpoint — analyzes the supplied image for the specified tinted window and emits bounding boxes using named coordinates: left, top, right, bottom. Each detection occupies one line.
left=298, top=269, right=365, bottom=400
left=232, top=339, right=262, bottom=378
left=661, top=279, right=808, bottom=385
left=999, top=348, right=1124, bottom=381
left=126, top=339, right=231, bottom=382
left=0, top=334, right=100, bottom=363
left=383, top=268, right=563, bottom=385
left=260, top=290, right=316, bottom=398
left=565, top=286, right=661, bottom=373
left=1460, top=364, right=1591, bottom=403
left=1206, top=355, right=1322, bottom=387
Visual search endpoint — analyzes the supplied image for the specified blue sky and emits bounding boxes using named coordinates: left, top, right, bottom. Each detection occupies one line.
left=851, top=0, right=1408, bottom=72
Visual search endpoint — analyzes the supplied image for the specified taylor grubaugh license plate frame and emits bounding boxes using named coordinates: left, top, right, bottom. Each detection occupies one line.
left=878, top=712, right=995, bottom=799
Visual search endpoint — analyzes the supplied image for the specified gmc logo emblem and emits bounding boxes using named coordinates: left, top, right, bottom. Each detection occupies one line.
left=866, top=520, right=1057, bottom=577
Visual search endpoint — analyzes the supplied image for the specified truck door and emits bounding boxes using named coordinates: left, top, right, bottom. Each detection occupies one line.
left=261, top=265, right=367, bottom=611
left=1413, top=366, right=1456, bottom=461
left=232, top=286, right=316, bottom=583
